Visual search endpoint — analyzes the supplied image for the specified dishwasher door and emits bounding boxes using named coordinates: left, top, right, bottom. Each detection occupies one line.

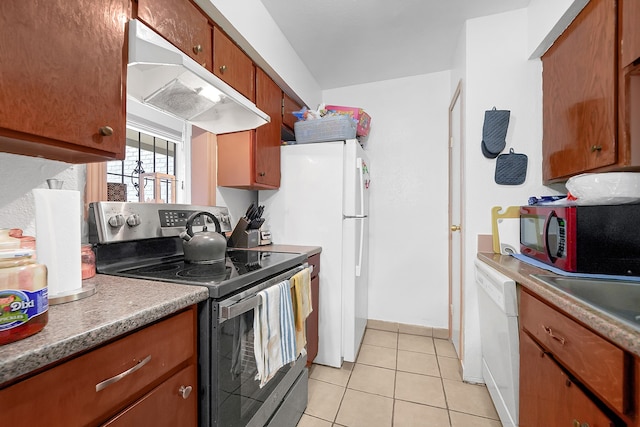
left=474, top=258, right=519, bottom=427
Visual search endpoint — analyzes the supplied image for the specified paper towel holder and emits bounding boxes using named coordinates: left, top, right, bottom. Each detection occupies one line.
left=49, top=283, right=96, bottom=305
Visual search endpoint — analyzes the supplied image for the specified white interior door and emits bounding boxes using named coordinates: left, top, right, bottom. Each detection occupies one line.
left=449, top=81, right=464, bottom=359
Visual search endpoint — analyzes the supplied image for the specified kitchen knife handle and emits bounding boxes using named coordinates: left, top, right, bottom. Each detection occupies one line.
left=95, top=355, right=152, bottom=392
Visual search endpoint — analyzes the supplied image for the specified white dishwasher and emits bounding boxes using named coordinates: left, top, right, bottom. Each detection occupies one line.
left=474, top=258, right=519, bottom=427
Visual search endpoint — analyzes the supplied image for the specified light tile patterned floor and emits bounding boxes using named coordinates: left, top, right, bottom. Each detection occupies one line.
left=297, top=323, right=502, bottom=427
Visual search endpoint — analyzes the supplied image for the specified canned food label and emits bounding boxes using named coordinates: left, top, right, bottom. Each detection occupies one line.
left=0, top=289, right=48, bottom=331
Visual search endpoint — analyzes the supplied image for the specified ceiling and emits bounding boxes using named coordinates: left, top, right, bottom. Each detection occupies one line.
left=260, top=0, right=531, bottom=90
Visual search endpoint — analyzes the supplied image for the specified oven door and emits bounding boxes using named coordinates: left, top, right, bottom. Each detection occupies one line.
left=202, top=266, right=308, bottom=427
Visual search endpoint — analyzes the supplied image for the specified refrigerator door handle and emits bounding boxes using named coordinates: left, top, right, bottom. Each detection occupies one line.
left=357, top=157, right=365, bottom=217
left=355, top=217, right=364, bottom=277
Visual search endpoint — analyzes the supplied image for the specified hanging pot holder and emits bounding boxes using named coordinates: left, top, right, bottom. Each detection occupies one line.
left=495, top=148, right=528, bottom=185
left=481, top=107, right=510, bottom=158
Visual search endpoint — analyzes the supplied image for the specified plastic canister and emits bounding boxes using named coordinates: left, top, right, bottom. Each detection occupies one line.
left=81, top=244, right=96, bottom=280
left=0, top=249, right=48, bottom=345
left=0, top=228, right=20, bottom=250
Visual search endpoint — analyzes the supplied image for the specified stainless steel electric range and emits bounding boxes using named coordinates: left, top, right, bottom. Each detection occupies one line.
left=89, top=202, right=309, bottom=427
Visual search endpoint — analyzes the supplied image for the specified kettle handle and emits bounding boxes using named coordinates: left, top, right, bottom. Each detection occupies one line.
left=185, top=211, right=222, bottom=237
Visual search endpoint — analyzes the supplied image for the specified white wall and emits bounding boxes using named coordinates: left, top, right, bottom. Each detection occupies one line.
left=458, top=8, right=565, bottom=382
left=195, top=0, right=322, bottom=108
left=0, top=154, right=85, bottom=238
left=324, top=71, right=452, bottom=328
left=528, top=0, right=589, bottom=58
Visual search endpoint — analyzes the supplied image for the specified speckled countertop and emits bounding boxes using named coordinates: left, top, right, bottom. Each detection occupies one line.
left=0, top=274, right=208, bottom=386
left=248, top=244, right=322, bottom=256
left=477, top=252, right=640, bottom=358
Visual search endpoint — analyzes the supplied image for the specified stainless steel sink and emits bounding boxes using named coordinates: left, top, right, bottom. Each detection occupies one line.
left=530, top=274, right=640, bottom=332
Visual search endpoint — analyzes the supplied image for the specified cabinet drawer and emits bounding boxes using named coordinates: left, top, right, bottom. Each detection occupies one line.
left=520, top=290, right=625, bottom=413
left=0, top=308, right=196, bottom=426
left=102, top=364, right=197, bottom=427
left=520, top=331, right=615, bottom=427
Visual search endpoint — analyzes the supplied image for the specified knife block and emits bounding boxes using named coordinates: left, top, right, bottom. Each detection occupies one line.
left=228, top=218, right=260, bottom=248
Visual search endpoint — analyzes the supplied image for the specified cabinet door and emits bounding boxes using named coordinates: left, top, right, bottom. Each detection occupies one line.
left=519, top=332, right=615, bottom=427
left=520, top=290, right=625, bottom=413
left=213, top=26, right=255, bottom=101
left=102, top=364, right=198, bottom=427
left=306, top=254, right=320, bottom=366
left=137, top=0, right=212, bottom=71
left=542, top=0, right=617, bottom=182
left=0, top=308, right=196, bottom=426
left=0, top=0, right=128, bottom=163
left=255, top=68, right=282, bottom=188
left=217, top=130, right=256, bottom=189
left=283, top=93, right=302, bottom=131
left=621, top=0, right=640, bottom=68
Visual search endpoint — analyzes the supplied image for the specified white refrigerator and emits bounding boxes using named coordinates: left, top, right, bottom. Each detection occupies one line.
left=259, top=139, right=370, bottom=367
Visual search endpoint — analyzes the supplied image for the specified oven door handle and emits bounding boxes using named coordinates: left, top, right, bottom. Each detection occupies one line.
left=220, top=294, right=260, bottom=322
left=218, top=263, right=312, bottom=324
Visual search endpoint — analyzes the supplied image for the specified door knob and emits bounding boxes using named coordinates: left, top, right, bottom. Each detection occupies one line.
left=450, top=225, right=461, bottom=232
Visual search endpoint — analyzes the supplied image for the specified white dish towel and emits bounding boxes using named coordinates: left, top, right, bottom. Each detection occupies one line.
left=254, top=280, right=297, bottom=388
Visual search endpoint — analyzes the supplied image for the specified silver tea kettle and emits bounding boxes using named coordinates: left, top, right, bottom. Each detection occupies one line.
left=180, top=211, right=226, bottom=264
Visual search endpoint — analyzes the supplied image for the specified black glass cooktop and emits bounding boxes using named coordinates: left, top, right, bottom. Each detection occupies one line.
left=106, top=249, right=305, bottom=299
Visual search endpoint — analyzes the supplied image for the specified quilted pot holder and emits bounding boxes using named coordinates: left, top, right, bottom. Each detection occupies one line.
left=495, top=148, right=528, bottom=185
left=482, top=107, right=510, bottom=159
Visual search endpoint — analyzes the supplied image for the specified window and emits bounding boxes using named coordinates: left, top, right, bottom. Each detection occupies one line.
left=106, top=129, right=177, bottom=203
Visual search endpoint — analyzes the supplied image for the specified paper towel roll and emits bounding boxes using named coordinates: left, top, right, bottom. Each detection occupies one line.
left=33, top=188, right=82, bottom=296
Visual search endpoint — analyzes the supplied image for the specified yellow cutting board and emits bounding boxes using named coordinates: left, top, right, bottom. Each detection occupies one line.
left=491, top=206, right=520, bottom=254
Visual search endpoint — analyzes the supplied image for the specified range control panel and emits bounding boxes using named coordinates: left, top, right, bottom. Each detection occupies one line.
left=89, top=202, right=232, bottom=244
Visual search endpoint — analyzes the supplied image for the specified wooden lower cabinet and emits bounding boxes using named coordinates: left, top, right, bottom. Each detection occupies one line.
left=0, top=307, right=198, bottom=427
left=519, top=331, right=615, bottom=427
left=103, top=364, right=197, bottom=427
left=306, top=253, right=321, bottom=366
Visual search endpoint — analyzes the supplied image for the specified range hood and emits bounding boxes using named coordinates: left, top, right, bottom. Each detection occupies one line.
left=127, top=19, right=270, bottom=135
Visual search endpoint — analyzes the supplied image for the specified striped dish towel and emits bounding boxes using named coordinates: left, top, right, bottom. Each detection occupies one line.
left=254, top=280, right=297, bottom=388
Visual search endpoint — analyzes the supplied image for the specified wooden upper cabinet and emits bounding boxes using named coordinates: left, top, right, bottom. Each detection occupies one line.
left=0, top=0, right=129, bottom=163
left=217, top=69, right=282, bottom=190
left=136, top=0, right=212, bottom=71
left=255, top=68, right=282, bottom=187
left=542, top=0, right=617, bottom=182
left=283, top=93, right=302, bottom=131
left=620, top=0, right=640, bottom=68
left=213, top=26, right=255, bottom=102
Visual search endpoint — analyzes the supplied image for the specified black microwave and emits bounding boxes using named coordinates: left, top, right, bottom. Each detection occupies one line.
left=520, top=204, right=640, bottom=275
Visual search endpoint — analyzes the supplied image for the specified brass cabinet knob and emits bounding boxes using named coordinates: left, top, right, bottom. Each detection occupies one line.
left=99, top=126, right=113, bottom=137
left=193, top=44, right=203, bottom=54
left=219, top=65, right=227, bottom=74
left=258, top=172, right=266, bottom=177
left=450, top=225, right=461, bottom=232
left=590, top=145, right=602, bottom=152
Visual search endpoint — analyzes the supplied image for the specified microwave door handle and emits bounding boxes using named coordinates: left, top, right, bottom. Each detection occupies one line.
left=543, top=210, right=558, bottom=263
